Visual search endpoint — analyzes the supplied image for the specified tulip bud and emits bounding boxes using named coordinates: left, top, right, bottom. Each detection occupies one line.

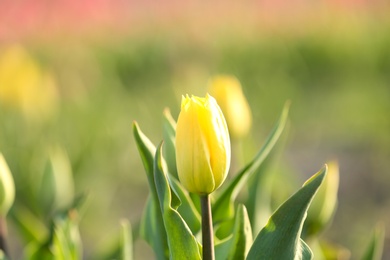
left=37, top=147, right=75, bottom=213
left=305, top=161, right=339, bottom=236
left=175, top=94, right=231, bottom=194
left=0, top=154, right=15, bottom=216
left=208, top=75, right=252, bottom=139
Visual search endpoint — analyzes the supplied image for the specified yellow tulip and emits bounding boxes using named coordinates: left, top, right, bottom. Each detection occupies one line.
left=0, top=45, right=58, bottom=120
left=208, top=75, right=252, bottom=139
left=0, top=153, right=15, bottom=216
left=175, top=94, right=231, bottom=194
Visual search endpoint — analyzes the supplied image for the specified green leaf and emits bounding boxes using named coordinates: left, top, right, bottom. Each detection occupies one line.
left=169, top=177, right=201, bottom=234
left=215, top=236, right=232, bottom=260
left=215, top=204, right=253, bottom=260
left=214, top=218, right=235, bottom=240
left=139, top=196, right=157, bottom=249
left=154, top=143, right=201, bottom=260
left=52, top=210, right=82, bottom=260
left=133, top=122, right=168, bottom=259
left=361, top=223, right=385, bottom=260
left=213, top=102, right=290, bottom=223
left=301, top=239, right=314, bottom=260
left=24, top=195, right=87, bottom=260
left=246, top=157, right=275, bottom=237
left=133, top=122, right=158, bottom=200
left=25, top=243, right=54, bottom=260
left=9, top=204, right=48, bottom=243
left=162, top=108, right=178, bottom=179
left=36, top=147, right=75, bottom=215
left=304, top=160, right=339, bottom=238
left=227, top=204, right=253, bottom=260
left=246, top=165, right=327, bottom=260
left=53, top=214, right=82, bottom=260
left=120, top=219, right=133, bottom=260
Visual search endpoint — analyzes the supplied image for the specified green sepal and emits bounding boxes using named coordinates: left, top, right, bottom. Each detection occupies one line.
left=246, top=165, right=327, bottom=260
left=133, top=122, right=168, bottom=259
left=154, top=143, right=201, bottom=260
left=213, top=102, right=290, bottom=223
left=361, top=223, right=385, bottom=260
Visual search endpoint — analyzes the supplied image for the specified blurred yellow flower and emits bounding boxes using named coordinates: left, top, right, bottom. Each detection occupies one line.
left=208, top=75, right=252, bottom=139
left=0, top=45, right=58, bottom=120
left=175, top=94, right=230, bottom=194
left=0, top=153, right=15, bottom=216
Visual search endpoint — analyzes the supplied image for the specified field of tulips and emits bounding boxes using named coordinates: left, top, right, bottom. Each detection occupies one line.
left=1, top=1, right=390, bottom=259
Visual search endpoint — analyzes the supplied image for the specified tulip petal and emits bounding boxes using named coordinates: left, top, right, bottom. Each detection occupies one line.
left=177, top=97, right=214, bottom=194
left=176, top=94, right=230, bottom=194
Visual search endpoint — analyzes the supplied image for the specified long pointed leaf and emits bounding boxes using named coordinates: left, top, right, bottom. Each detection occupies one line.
left=301, top=239, right=314, bottom=260
left=304, top=160, right=339, bottom=238
left=361, top=223, right=385, bottom=260
left=169, top=177, right=201, bottom=234
left=154, top=143, right=201, bottom=259
left=133, top=122, right=158, bottom=201
left=132, top=122, right=168, bottom=259
left=227, top=204, right=253, bottom=260
left=215, top=204, right=253, bottom=260
left=213, top=102, right=290, bottom=222
left=162, top=108, right=178, bottom=178
left=10, top=204, right=48, bottom=243
left=247, top=165, right=327, bottom=260
left=120, top=219, right=133, bottom=260
left=52, top=211, right=82, bottom=260
left=246, top=160, right=274, bottom=236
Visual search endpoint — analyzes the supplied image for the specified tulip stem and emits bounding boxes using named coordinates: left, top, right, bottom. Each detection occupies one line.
left=200, top=194, right=214, bottom=260
left=0, top=216, right=9, bottom=258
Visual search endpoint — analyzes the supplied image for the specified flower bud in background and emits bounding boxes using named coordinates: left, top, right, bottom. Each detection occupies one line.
left=36, top=146, right=75, bottom=214
left=208, top=75, right=252, bottom=139
left=305, top=161, right=339, bottom=236
left=0, top=154, right=15, bottom=216
left=0, top=45, right=59, bottom=120
left=175, top=94, right=230, bottom=194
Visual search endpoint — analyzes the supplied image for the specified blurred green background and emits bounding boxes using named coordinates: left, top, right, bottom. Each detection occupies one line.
left=0, top=1, right=389, bottom=259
